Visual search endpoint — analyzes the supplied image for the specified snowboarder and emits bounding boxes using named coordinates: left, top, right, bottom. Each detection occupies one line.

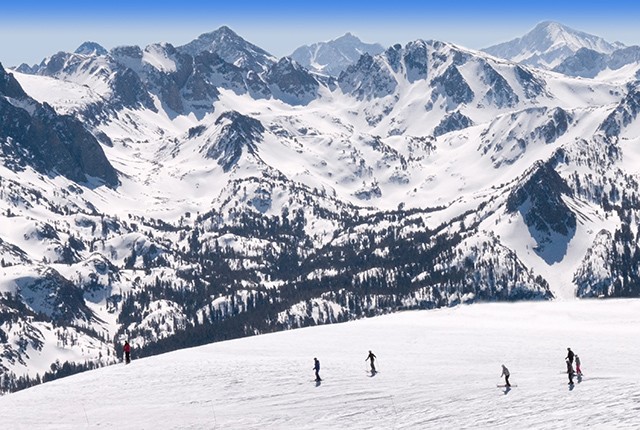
left=123, top=341, right=131, bottom=364
left=566, top=359, right=574, bottom=385
left=500, top=364, right=511, bottom=387
left=313, top=357, right=321, bottom=381
left=365, top=350, right=377, bottom=373
left=575, top=354, right=582, bottom=375
left=566, top=347, right=574, bottom=365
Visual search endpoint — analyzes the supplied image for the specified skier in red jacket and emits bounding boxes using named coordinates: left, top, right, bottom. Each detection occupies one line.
left=123, top=341, right=131, bottom=364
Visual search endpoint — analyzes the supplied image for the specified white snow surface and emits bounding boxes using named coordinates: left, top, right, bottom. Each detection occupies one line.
left=1, top=299, right=639, bottom=429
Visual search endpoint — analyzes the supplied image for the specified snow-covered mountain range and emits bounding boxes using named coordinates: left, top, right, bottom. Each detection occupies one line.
left=2, top=23, right=640, bottom=393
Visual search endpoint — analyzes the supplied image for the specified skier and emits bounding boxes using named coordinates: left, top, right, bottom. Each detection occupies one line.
left=123, top=341, right=131, bottom=364
left=365, top=350, right=377, bottom=374
left=500, top=364, right=511, bottom=387
left=575, top=354, right=582, bottom=376
left=566, top=359, right=574, bottom=385
left=313, top=357, right=321, bottom=381
left=566, top=347, right=574, bottom=365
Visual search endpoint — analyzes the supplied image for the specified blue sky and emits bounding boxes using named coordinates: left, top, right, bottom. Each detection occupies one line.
left=1, top=0, right=639, bottom=67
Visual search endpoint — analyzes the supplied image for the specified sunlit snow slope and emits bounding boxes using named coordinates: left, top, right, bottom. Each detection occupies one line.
left=1, top=299, right=639, bottom=429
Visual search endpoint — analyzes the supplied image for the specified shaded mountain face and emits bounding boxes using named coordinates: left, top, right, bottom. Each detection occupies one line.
left=338, top=52, right=398, bottom=100
left=290, top=33, right=384, bottom=77
left=264, top=57, right=321, bottom=105
left=483, top=21, right=624, bottom=69
left=506, top=162, right=576, bottom=263
left=554, top=46, right=640, bottom=78
left=203, top=111, right=265, bottom=171
left=16, top=267, right=95, bottom=324
left=433, top=111, right=473, bottom=137
left=0, top=63, right=118, bottom=186
left=599, top=83, right=640, bottom=138
left=553, top=48, right=608, bottom=78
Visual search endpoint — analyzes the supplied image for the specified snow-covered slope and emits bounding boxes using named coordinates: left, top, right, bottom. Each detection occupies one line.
left=1, top=299, right=639, bottom=429
left=483, top=21, right=624, bottom=69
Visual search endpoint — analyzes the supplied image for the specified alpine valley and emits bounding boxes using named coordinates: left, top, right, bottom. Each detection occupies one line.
left=1, top=21, right=640, bottom=392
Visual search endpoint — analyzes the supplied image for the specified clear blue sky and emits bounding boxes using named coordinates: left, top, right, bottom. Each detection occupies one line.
left=1, top=0, right=639, bottom=67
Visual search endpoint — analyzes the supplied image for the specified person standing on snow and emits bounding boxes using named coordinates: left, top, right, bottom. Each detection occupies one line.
left=566, top=347, right=574, bottom=365
left=365, top=350, right=377, bottom=374
left=313, top=358, right=321, bottom=381
left=566, top=359, right=574, bottom=385
left=575, top=354, right=582, bottom=376
left=500, top=364, right=511, bottom=387
left=123, top=341, right=131, bottom=364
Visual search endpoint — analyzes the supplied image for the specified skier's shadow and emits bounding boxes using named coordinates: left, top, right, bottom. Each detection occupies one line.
left=502, top=386, right=511, bottom=395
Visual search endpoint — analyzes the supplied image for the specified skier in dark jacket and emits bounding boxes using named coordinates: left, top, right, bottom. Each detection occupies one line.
left=566, top=359, right=574, bottom=385
left=501, top=364, right=511, bottom=387
left=365, top=350, right=377, bottom=373
left=123, top=341, right=131, bottom=364
left=313, top=358, right=321, bottom=381
left=566, top=347, right=574, bottom=364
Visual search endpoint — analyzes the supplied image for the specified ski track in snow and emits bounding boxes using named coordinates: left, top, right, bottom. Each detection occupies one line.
left=2, top=299, right=640, bottom=429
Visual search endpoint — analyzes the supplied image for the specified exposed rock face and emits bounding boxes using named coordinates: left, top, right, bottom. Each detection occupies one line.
left=599, top=84, right=640, bottom=138
left=203, top=111, right=265, bottom=171
left=431, top=65, right=474, bottom=108
left=338, top=53, right=398, bottom=100
left=433, top=111, right=473, bottom=137
left=506, top=162, right=576, bottom=263
left=0, top=63, right=118, bottom=186
left=264, top=57, right=320, bottom=105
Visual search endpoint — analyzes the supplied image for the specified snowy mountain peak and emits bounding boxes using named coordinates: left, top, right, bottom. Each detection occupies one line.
left=290, top=33, right=384, bottom=77
left=483, top=21, right=625, bottom=69
left=337, top=32, right=358, bottom=41
left=178, top=26, right=277, bottom=73
left=75, top=41, right=108, bottom=57
left=531, top=21, right=622, bottom=51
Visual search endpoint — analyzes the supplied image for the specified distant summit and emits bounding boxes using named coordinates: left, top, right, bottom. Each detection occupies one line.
left=290, top=33, right=384, bottom=77
left=75, top=42, right=108, bottom=57
left=178, top=26, right=277, bottom=73
left=483, top=21, right=624, bottom=69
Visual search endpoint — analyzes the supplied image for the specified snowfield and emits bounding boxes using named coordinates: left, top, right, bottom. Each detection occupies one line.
left=2, top=299, right=640, bottom=429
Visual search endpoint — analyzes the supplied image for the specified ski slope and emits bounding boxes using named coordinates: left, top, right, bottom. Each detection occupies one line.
left=2, top=299, right=640, bottom=429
